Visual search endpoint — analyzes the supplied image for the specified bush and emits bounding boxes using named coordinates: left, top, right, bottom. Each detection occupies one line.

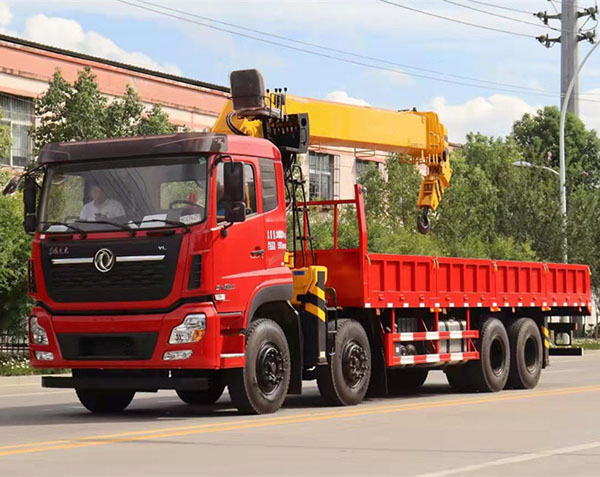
left=0, top=353, right=66, bottom=376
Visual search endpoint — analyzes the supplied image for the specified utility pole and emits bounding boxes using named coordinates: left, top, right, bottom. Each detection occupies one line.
left=562, top=1, right=579, bottom=115
left=535, top=1, right=597, bottom=116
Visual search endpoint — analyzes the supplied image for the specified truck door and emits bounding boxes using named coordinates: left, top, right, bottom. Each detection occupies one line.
left=212, top=159, right=266, bottom=314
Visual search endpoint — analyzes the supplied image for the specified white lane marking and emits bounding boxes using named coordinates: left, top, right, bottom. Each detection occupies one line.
left=417, top=441, right=600, bottom=477
left=0, top=391, right=71, bottom=399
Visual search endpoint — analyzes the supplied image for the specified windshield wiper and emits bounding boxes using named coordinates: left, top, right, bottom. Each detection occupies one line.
left=137, top=218, right=190, bottom=233
left=75, top=219, right=136, bottom=237
left=40, top=221, right=87, bottom=238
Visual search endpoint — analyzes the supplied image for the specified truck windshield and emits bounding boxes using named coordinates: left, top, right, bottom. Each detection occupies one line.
left=38, top=155, right=208, bottom=233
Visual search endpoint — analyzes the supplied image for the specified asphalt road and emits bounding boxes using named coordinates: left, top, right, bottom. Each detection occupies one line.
left=1, top=353, right=600, bottom=476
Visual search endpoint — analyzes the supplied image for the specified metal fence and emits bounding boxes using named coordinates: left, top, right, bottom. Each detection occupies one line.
left=0, top=333, right=29, bottom=356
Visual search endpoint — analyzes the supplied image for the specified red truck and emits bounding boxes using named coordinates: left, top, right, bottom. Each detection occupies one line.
left=8, top=70, right=591, bottom=414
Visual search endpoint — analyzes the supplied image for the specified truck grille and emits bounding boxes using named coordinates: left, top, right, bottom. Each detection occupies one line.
left=41, top=235, right=183, bottom=303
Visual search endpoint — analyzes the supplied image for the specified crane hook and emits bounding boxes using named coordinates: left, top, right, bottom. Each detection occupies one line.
left=417, top=207, right=431, bottom=234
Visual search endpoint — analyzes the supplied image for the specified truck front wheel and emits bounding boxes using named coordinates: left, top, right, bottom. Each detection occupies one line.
left=228, top=319, right=291, bottom=414
left=317, top=319, right=371, bottom=406
left=75, top=389, right=135, bottom=413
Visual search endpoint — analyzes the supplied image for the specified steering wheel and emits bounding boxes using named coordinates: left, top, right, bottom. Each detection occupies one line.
left=168, top=200, right=203, bottom=210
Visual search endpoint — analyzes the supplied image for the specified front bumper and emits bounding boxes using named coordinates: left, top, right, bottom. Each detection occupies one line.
left=29, top=303, right=245, bottom=370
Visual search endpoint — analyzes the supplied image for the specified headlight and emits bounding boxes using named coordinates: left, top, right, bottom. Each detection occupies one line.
left=169, top=314, right=206, bottom=344
left=30, top=317, right=49, bottom=345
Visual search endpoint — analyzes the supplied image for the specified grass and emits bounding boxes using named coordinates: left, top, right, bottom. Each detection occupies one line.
left=574, top=339, right=600, bottom=350
left=0, top=354, right=66, bottom=376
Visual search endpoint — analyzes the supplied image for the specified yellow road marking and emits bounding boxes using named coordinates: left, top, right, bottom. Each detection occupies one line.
left=2, top=384, right=600, bottom=458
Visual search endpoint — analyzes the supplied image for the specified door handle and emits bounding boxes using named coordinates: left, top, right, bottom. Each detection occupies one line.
left=251, top=249, right=265, bottom=258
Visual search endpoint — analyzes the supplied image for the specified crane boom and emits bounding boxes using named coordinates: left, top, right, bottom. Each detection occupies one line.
left=211, top=69, right=452, bottom=233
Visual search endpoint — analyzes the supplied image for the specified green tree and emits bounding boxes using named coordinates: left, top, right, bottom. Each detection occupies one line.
left=31, top=67, right=177, bottom=152
left=0, top=169, right=31, bottom=334
left=512, top=106, right=600, bottom=190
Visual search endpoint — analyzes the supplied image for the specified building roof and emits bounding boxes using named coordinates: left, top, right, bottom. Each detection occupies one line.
left=0, top=33, right=230, bottom=94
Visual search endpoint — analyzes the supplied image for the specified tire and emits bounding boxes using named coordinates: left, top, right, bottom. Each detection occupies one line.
left=316, top=319, right=372, bottom=406
left=176, top=379, right=225, bottom=405
left=75, top=389, right=135, bottom=413
left=228, top=319, right=291, bottom=414
left=444, top=364, right=474, bottom=392
left=507, top=318, right=543, bottom=389
left=388, top=368, right=428, bottom=394
left=470, top=317, right=510, bottom=392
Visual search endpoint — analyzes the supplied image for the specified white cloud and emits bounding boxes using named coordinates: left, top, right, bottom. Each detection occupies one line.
left=0, top=5, right=182, bottom=75
left=427, top=95, right=541, bottom=143
left=21, top=14, right=181, bottom=75
left=325, top=90, right=370, bottom=107
left=0, top=1, right=12, bottom=26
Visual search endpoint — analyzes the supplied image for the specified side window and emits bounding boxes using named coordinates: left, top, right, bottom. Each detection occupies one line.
left=216, top=162, right=257, bottom=222
left=259, top=158, right=278, bottom=212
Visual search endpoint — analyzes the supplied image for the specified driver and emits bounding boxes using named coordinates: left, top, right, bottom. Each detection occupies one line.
left=80, top=185, right=125, bottom=221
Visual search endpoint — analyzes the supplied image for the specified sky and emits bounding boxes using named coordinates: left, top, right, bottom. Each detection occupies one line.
left=1, top=0, right=599, bottom=143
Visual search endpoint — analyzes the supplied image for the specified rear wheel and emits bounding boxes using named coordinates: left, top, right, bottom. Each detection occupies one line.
left=317, top=319, right=371, bottom=406
left=470, top=318, right=510, bottom=392
left=388, top=368, right=428, bottom=394
left=75, top=389, right=135, bottom=413
left=507, top=318, right=543, bottom=389
left=176, top=378, right=225, bottom=405
left=228, top=319, right=291, bottom=415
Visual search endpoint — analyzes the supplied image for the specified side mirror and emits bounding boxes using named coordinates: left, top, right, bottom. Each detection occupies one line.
left=223, top=162, right=244, bottom=203
left=23, top=176, right=38, bottom=234
left=2, top=176, right=20, bottom=196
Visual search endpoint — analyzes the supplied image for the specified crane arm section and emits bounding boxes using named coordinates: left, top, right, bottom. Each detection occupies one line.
left=211, top=69, right=452, bottom=233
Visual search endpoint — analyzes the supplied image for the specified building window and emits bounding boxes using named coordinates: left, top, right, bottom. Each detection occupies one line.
left=309, top=151, right=334, bottom=200
left=0, top=94, right=34, bottom=168
left=355, top=159, right=378, bottom=182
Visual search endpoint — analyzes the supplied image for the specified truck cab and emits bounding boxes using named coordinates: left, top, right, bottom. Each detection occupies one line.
left=27, top=132, right=297, bottom=411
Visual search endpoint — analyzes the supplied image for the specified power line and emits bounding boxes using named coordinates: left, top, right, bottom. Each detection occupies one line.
left=376, top=0, right=535, bottom=38
left=462, top=0, right=536, bottom=16
left=116, top=0, right=600, bottom=102
left=128, top=0, right=559, bottom=96
left=441, top=0, right=563, bottom=32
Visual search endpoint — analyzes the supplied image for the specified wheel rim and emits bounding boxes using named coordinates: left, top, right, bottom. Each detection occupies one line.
left=489, top=336, right=506, bottom=377
left=342, top=340, right=368, bottom=388
left=524, top=335, right=539, bottom=373
left=256, top=342, right=285, bottom=395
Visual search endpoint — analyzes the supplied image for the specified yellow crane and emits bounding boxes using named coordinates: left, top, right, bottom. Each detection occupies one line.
left=211, top=69, right=451, bottom=233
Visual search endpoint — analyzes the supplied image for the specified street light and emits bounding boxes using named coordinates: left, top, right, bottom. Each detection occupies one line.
left=512, top=160, right=560, bottom=177
left=559, top=40, right=600, bottom=263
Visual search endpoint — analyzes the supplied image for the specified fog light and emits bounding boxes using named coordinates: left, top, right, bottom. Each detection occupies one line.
left=163, top=350, right=193, bottom=361
left=35, top=351, right=54, bottom=361
left=30, top=317, right=49, bottom=345
left=169, top=314, right=206, bottom=344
